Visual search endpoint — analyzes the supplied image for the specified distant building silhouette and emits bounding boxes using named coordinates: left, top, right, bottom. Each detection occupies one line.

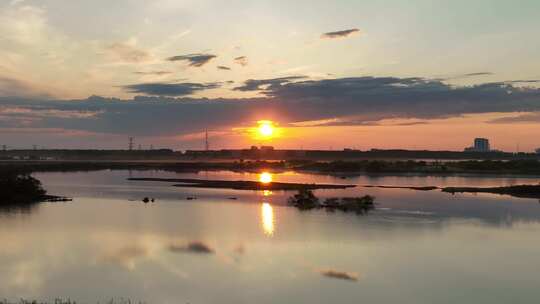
left=475, top=138, right=490, bottom=152
left=536, top=148, right=540, bottom=155
left=260, top=146, right=275, bottom=153
left=465, top=138, right=491, bottom=152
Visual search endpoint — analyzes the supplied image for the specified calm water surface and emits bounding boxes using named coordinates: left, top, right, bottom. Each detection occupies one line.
left=1, top=170, right=540, bottom=303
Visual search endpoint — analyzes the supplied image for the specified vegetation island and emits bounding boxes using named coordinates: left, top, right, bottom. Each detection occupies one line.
left=0, top=170, right=70, bottom=210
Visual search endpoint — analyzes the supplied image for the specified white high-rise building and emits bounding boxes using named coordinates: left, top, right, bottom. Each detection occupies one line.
left=464, top=138, right=491, bottom=152
left=474, top=138, right=490, bottom=152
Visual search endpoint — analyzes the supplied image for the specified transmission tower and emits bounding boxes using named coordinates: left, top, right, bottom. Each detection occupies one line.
left=129, top=137, right=134, bottom=151
left=205, top=129, right=209, bottom=151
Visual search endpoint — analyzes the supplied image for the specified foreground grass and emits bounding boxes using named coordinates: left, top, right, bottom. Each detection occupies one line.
left=0, top=299, right=147, bottom=304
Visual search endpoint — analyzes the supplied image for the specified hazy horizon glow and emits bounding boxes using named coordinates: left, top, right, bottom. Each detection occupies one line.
left=1, top=0, right=540, bottom=151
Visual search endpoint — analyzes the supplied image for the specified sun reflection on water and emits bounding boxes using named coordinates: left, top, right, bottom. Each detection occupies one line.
left=261, top=203, right=275, bottom=236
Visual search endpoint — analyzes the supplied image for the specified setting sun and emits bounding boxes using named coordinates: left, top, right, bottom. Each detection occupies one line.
left=258, top=120, right=275, bottom=138
left=259, top=172, right=273, bottom=184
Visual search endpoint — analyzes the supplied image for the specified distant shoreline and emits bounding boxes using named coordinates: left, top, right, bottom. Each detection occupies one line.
left=1, top=159, right=540, bottom=177
left=364, top=184, right=540, bottom=200
left=1, top=148, right=539, bottom=162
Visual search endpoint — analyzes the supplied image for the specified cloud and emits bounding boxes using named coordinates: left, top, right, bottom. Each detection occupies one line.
left=122, top=82, right=220, bottom=97
left=0, top=106, right=102, bottom=119
left=133, top=71, right=172, bottom=76
left=169, top=241, right=215, bottom=254
left=166, top=53, right=217, bottom=67
left=1, top=76, right=540, bottom=139
left=217, top=66, right=231, bottom=71
left=436, top=72, right=494, bottom=81
left=9, top=0, right=25, bottom=6
left=487, top=112, right=540, bottom=124
left=105, top=42, right=151, bottom=63
left=504, top=79, right=540, bottom=84
left=231, top=76, right=540, bottom=127
left=233, top=76, right=306, bottom=92
left=321, top=28, right=360, bottom=39
left=463, top=72, right=493, bottom=77
left=295, top=117, right=430, bottom=127
left=0, top=127, right=97, bottom=136
left=234, top=56, right=248, bottom=67
left=0, top=4, right=111, bottom=98
left=235, top=76, right=540, bottom=120
left=393, top=121, right=430, bottom=126
left=0, top=76, right=50, bottom=98
left=0, top=4, right=48, bottom=47
left=0, top=95, right=268, bottom=136
left=318, top=269, right=359, bottom=282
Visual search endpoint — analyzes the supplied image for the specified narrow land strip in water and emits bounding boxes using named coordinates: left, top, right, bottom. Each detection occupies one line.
left=128, top=177, right=356, bottom=190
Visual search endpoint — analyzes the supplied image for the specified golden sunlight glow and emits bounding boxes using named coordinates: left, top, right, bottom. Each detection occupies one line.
left=243, top=120, right=283, bottom=141
left=263, top=190, right=273, bottom=197
left=259, top=172, right=273, bottom=184
left=257, top=120, right=275, bottom=138
left=261, top=203, right=275, bottom=236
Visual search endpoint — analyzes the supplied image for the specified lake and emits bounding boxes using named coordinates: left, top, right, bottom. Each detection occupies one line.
left=1, top=170, right=539, bottom=303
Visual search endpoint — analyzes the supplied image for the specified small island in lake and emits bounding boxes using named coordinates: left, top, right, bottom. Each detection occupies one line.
left=0, top=172, right=71, bottom=208
left=128, top=177, right=356, bottom=191
left=288, top=189, right=376, bottom=214
left=364, top=184, right=540, bottom=199
left=442, top=185, right=540, bottom=199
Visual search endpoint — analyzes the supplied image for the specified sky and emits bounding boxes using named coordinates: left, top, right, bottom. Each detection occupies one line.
left=1, top=0, right=540, bottom=151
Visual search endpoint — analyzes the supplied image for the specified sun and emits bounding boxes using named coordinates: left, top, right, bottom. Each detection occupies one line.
left=257, top=120, right=275, bottom=138
left=259, top=172, right=273, bottom=184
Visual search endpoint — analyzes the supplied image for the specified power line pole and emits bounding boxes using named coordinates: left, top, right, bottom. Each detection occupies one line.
left=205, top=129, right=209, bottom=151
left=129, top=137, right=134, bottom=151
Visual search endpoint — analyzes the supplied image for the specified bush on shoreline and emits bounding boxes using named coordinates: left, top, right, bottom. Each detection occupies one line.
left=0, top=172, right=47, bottom=205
